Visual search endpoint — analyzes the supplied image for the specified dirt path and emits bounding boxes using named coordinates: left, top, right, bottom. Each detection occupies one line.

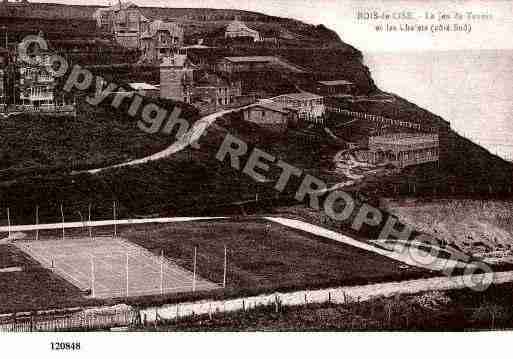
left=2, top=216, right=512, bottom=325
left=87, top=109, right=225, bottom=174
left=141, top=270, right=512, bottom=324
left=0, top=217, right=226, bottom=234
left=265, top=217, right=473, bottom=271
left=87, top=105, right=252, bottom=175
left=2, top=215, right=474, bottom=272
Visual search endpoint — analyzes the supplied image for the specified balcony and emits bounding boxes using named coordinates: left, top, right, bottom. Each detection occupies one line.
left=20, top=93, right=54, bottom=101
left=37, top=76, right=54, bottom=83
left=11, top=104, right=76, bottom=114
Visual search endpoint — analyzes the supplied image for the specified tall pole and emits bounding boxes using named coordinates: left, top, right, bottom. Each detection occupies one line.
left=7, top=207, right=11, bottom=239
left=223, top=245, right=227, bottom=289
left=192, top=246, right=197, bottom=292
left=35, top=206, right=39, bottom=241
left=2, top=26, right=7, bottom=48
left=88, top=203, right=92, bottom=240
left=160, top=250, right=164, bottom=295
left=91, top=255, right=95, bottom=298
left=126, top=252, right=129, bottom=297
left=60, top=203, right=65, bottom=240
left=113, top=201, right=117, bottom=239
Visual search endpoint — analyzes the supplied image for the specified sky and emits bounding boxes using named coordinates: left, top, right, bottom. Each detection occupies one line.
left=30, top=0, right=513, bottom=52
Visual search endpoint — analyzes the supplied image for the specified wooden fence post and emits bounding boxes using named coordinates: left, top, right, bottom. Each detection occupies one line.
left=30, top=313, right=34, bottom=332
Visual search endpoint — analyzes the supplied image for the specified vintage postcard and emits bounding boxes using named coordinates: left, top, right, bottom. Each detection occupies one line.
left=0, top=0, right=512, bottom=356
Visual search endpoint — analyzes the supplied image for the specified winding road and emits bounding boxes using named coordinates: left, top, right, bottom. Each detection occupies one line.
left=87, top=105, right=251, bottom=175
left=4, top=101, right=512, bottom=310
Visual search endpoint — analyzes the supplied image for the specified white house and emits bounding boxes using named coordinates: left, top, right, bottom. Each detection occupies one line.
left=270, top=92, right=325, bottom=124
left=225, top=20, right=261, bottom=42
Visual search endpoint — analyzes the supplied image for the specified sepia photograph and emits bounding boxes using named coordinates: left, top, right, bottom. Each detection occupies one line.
left=0, top=0, right=512, bottom=356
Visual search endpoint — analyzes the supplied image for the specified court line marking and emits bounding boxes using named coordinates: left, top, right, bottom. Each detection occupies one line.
left=13, top=237, right=219, bottom=298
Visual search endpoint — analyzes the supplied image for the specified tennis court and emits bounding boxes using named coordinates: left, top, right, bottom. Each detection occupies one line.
left=13, top=237, right=218, bottom=299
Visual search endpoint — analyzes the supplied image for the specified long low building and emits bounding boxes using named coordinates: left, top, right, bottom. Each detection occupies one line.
left=270, top=92, right=325, bottom=124
left=225, top=19, right=261, bottom=42
left=365, top=133, right=440, bottom=168
left=242, top=101, right=298, bottom=134
left=216, top=56, right=305, bottom=74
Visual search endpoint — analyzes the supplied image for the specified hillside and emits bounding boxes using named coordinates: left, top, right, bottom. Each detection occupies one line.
left=385, top=199, right=513, bottom=264
left=0, top=94, right=200, bottom=182
left=0, top=2, right=511, bottom=229
left=332, top=95, right=513, bottom=191
left=0, top=3, right=356, bottom=68
left=0, top=2, right=344, bottom=47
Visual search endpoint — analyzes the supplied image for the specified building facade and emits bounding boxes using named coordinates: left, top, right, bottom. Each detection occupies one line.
left=366, top=133, right=439, bottom=168
left=0, top=48, right=8, bottom=111
left=0, top=41, right=75, bottom=115
left=216, top=56, right=304, bottom=75
left=243, top=101, right=298, bottom=134
left=192, top=72, right=242, bottom=107
left=216, top=56, right=275, bottom=74
left=16, top=47, right=55, bottom=109
left=159, top=54, right=195, bottom=103
left=315, top=80, right=355, bottom=96
left=225, top=20, right=261, bottom=42
left=128, top=82, right=160, bottom=98
left=140, top=20, right=184, bottom=63
left=93, top=1, right=149, bottom=49
left=270, top=92, right=325, bottom=124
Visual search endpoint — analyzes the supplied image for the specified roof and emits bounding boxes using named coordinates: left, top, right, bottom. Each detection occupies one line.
left=247, top=101, right=296, bottom=114
left=195, top=73, right=229, bottom=88
left=226, top=20, right=259, bottom=35
left=110, top=1, right=139, bottom=12
left=273, top=92, right=323, bottom=101
left=181, top=44, right=211, bottom=49
left=93, top=2, right=148, bottom=21
left=160, top=54, right=191, bottom=68
left=319, top=80, right=354, bottom=86
left=129, top=82, right=159, bottom=91
left=141, top=20, right=183, bottom=39
left=370, top=133, right=439, bottom=147
left=223, top=56, right=277, bottom=63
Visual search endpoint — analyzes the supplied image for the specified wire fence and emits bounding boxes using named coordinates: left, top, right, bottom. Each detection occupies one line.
left=0, top=308, right=138, bottom=332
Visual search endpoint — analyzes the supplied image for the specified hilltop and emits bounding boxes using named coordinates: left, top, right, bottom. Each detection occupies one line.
left=0, top=2, right=511, bottom=228
left=0, top=2, right=344, bottom=47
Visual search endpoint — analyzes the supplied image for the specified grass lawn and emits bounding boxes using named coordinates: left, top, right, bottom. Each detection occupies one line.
left=0, top=111, right=174, bottom=178
left=0, top=94, right=199, bottom=181
left=119, top=219, right=430, bottom=292
left=0, top=217, right=433, bottom=313
left=0, top=245, right=88, bottom=314
left=0, top=244, right=29, bottom=268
